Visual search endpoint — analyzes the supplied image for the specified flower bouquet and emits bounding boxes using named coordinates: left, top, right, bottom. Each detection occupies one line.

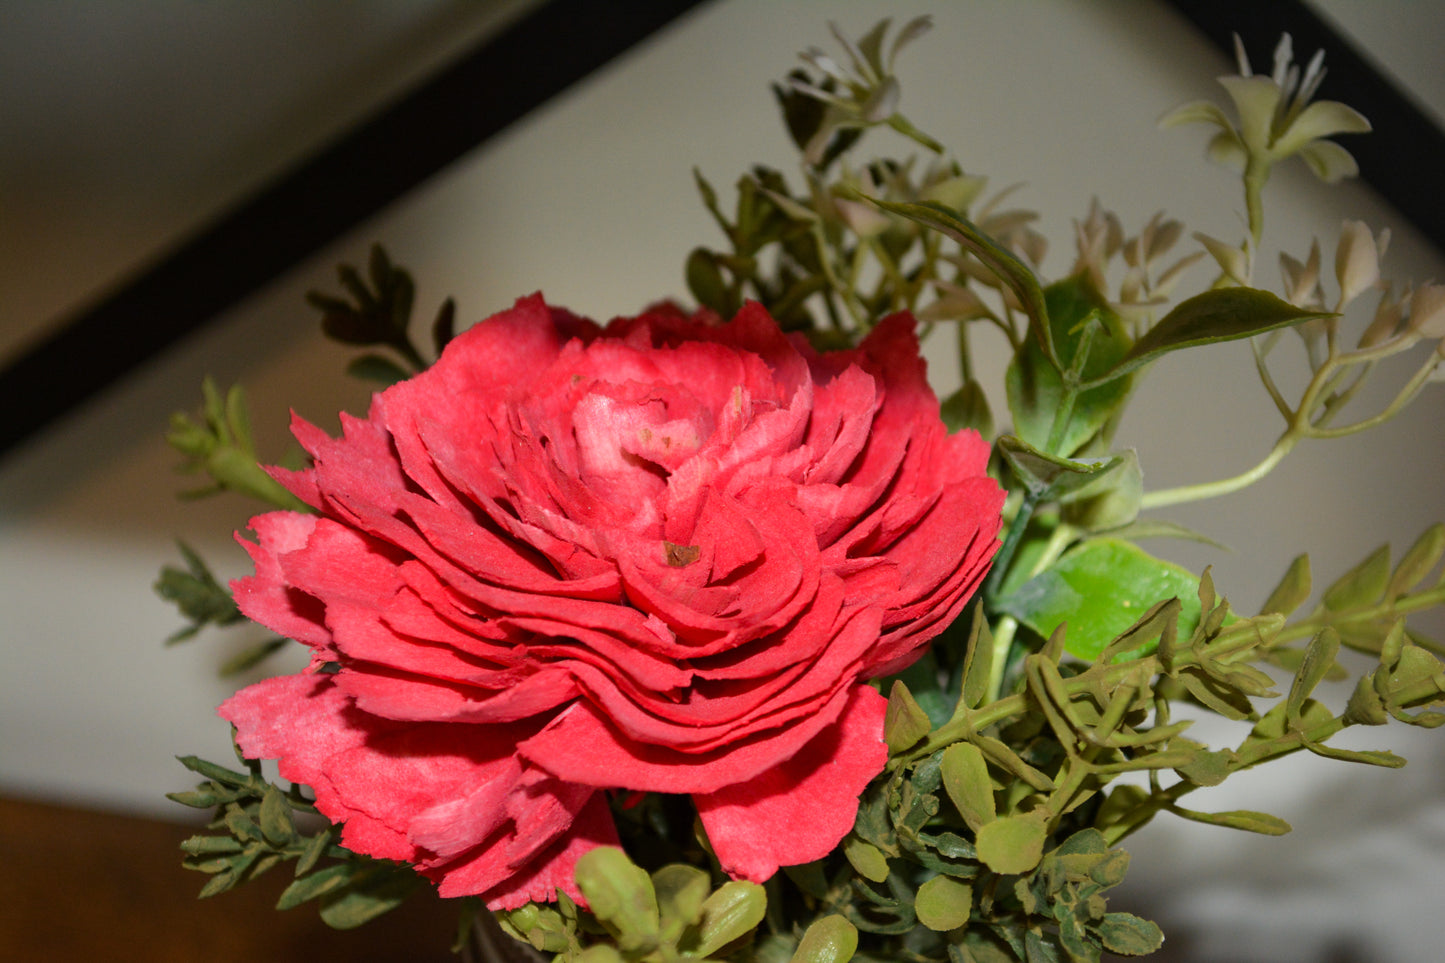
left=159, top=18, right=1445, bottom=963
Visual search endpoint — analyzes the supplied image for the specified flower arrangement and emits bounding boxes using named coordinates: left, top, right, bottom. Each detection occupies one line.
left=159, top=19, right=1445, bottom=963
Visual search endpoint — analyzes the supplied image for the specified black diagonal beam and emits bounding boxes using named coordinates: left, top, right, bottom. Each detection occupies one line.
left=0, top=0, right=706, bottom=458
left=1164, top=0, right=1445, bottom=256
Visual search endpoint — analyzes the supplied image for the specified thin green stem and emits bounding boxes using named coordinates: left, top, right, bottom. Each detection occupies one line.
left=1139, top=433, right=1297, bottom=510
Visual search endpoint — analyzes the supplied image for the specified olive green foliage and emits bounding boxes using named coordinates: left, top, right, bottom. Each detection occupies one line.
left=169, top=749, right=422, bottom=929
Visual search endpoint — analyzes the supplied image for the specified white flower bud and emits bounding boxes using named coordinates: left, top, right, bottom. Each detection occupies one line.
left=1334, top=220, right=1380, bottom=307
left=1408, top=283, right=1445, bottom=338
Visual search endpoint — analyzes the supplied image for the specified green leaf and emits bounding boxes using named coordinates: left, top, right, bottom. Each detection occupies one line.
left=1389, top=524, right=1445, bottom=596
left=884, top=680, right=932, bottom=753
left=1060, top=449, right=1143, bottom=532
left=998, top=539, right=1205, bottom=661
left=574, top=847, right=659, bottom=948
left=975, top=812, right=1048, bottom=875
left=1287, top=629, right=1341, bottom=727
left=258, top=784, right=296, bottom=846
left=858, top=197, right=1052, bottom=356
left=690, top=880, right=766, bottom=958
left=996, top=434, right=1120, bottom=499
left=940, top=380, right=993, bottom=437
left=843, top=835, right=890, bottom=883
left=960, top=609, right=995, bottom=711
left=1261, top=554, right=1312, bottom=617
left=1095, top=912, right=1164, bottom=956
left=218, top=637, right=291, bottom=676
left=317, top=866, right=420, bottom=929
left=1322, top=544, right=1391, bottom=612
left=1170, top=806, right=1291, bottom=835
left=652, top=864, right=710, bottom=942
left=276, top=863, right=353, bottom=911
left=345, top=354, right=412, bottom=386
left=1103, top=288, right=1334, bottom=381
left=1005, top=279, right=1133, bottom=457
left=940, top=742, right=995, bottom=832
left=790, top=914, right=859, bottom=963
left=915, top=875, right=973, bottom=932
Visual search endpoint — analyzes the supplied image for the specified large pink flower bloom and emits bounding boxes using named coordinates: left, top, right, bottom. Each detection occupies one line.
left=220, top=295, right=1003, bottom=909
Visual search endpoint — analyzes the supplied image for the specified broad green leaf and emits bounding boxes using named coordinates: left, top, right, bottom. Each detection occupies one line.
left=997, top=539, right=1206, bottom=661
left=1102, top=288, right=1333, bottom=382
left=575, top=847, right=658, bottom=948
left=975, top=812, right=1048, bottom=874
left=940, top=742, right=995, bottom=832
left=690, top=881, right=766, bottom=958
left=1005, top=278, right=1133, bottom=457
left=915, top=875, right=973, bottom=932
left=790, top=915, right=859, bottom=963
left=1096, top=912, right=1164, bottom=956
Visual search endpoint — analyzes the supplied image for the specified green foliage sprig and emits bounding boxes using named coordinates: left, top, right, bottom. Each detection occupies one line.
left=306, top=243, right=454, bottom=385
left=169, top=746, right=423, bottom=929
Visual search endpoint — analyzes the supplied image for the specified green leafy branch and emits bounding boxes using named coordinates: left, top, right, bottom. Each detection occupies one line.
left=170, top=750, right=423, bottom=929
left=166, top=378, right=309, bottom=511
left=307, top=243, right=455, bottom=385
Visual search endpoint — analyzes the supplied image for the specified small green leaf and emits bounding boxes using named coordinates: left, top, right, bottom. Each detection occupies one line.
left=1103, top=288, right=1333, bottom=381
left=1170, top=806, right=1291, bottom=835
left=996, top=434, right=1119, bottom=499
left=1261, top=554, right=1312, bottom=616
left=790, top=914, right=859, bottom=963
left=574, top=847, right=659, bottom=948
left=843, top=835, right=890, bottom=883
left=940, top=742, right=995, bottom=832
left=345, top=354, right=412, bottom=386
left=856, top=197, right=1051, bottom=356
left=960, top=610, right=995, bottom=711
left=1389, top=524, right=1445, bottom=596
left=1323, top=544, right=1391, bottom=612
left=690, top=880, right=766, bottom=958
left=940, top=380, right=994, bottom=437
left=1287, top=629, right=1341, bottom=727
left=975, top=812, right=1048, bottom=874
left=653, top=864, right=710, bottom=941
left=998, top=539, right=1205, bottom=660
left=317, top=866, right=420, bottom=929
left=1061, top=449, right=1142, bottom=532
left=1096, top=912, right=1164, bottom=956
left=915, top=875, right=973, bottom=932
left=276, top=863, right=353, bottom=911
left=258, top=784, right=296, bottom=846
left=296, top=826, right=334, bottom=875
left=884, top=680, right=932, bottom=753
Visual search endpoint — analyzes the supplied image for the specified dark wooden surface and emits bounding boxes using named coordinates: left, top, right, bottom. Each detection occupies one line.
left=0, top=795, right=462, bottom=962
